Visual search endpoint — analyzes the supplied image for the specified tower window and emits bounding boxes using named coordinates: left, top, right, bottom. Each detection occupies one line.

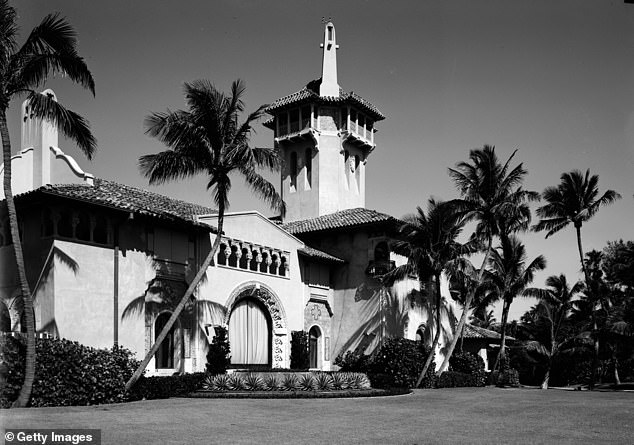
left=344, top=150, right=350, bottom=190
left=289, top=108, right=299, bottom=133
left=301, top=106, right=310, bottom=129
left=328, top=26, right=333, bottom=41
left=290, top=151, right=298, bottom=191
left=305, top=148, right=312, bottom=188
left=354, top=155, right=361, bottom=192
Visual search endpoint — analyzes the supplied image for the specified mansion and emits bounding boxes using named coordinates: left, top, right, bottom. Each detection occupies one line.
left=0, top=22, right=498, bottom=375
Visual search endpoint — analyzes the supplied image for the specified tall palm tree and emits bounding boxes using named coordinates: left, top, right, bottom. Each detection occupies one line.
left=0, top=1, right=95, bottom=407
left=523, top=275, right=583, bottom=388
left=385, top=199, right=474, bottom=387
left=534, top=169, right=621, bottom=387
left=437, top=145, right=537, bottom=374
left=125, top=79, right=284, bottom=390
left=485, top=235, right=546, bottom=371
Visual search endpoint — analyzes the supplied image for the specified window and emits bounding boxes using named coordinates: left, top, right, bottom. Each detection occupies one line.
left=57, top=209, right=73, bottom=238
left=290, top=152, right=297, bottom=191
left=279, top=256, right=287, bottom=277
left=217, top=243, right=227, bottom=265
left=328, top=26, right=333, bottom=41
left=155, top=313, right=176, bottom=369
left=228, top=298, right=271, bottom=365
left=41, top=208, right=54, bottom=237
left=75, top=211, right=91, bottom=241
left=146, top=227, right=155, bottom=255
left=301, top=106, right=310, bottom=129
left=344, top=150, right=350, bottom=189
left=289, top=108, right=299, bottom=133
left=305, top=148, right=312, bottom=188
left=278, top=112, right=288, bottom=136
left=228, top=245, right=238, bottom=267
left=94, top=216, right=108, bottom=244
left=354, top=155, right=361, bottom=191
left=239, top=248, right=249, bottom=269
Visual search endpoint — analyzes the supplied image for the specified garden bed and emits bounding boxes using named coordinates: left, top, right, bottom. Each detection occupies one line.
left=186, top=387, right=410, bottom=399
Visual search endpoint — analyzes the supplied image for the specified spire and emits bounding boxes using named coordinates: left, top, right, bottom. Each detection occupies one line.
left=319, top=20, right=339, bottom=97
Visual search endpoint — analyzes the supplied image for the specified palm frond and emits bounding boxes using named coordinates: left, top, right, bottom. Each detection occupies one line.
left=25, top=91, right=96, bottom=158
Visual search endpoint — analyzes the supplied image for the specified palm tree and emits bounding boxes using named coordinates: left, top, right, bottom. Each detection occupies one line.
left=437, top=145, right=537, bottom=374
left=0, top=1, right=95, bottom=407
left=125, top=79, right=284, bottom=390
left=485, top=235, right=546, bottom=371
left=385, top=199, right=473, bottom=387
left=523, top=274, right=583, bottom=388
left=534, top=169, right=620, bottom=387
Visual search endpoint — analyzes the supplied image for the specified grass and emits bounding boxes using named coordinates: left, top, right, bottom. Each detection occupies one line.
left=3, top=387, right=632, bottom=444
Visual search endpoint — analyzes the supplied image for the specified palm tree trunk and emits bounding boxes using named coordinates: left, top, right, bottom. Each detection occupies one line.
left=577, top=225, right=599, bottom=389
left=124, top=201, right=226, bottom=391
left=437, top=237, right=493, bottom=375
left=493, top=299, right=510, bottom=372
left=612, top=347, right=620, bottom=386
left=1, top=111, right=36, bottom=408
left=416, top=274, right=442, bottom=387
left=541, top=366, right=550, bottom=390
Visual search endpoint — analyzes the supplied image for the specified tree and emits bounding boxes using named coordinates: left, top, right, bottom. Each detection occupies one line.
left=385, top=199, right=474, bottom=387
left=438, top=145, right=537, bottom=374
left=125, top=79, right=284, bottom=390
left=0, top=1, right=95, bottom=407
left=485, top=235, right=546, bottom=371
left=533, top=169, right=620, bottom=387
left=523, top=274, right=583, bottom=388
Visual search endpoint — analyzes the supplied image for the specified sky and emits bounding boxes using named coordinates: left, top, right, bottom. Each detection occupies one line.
left=9, top=0, right=634, bottom=321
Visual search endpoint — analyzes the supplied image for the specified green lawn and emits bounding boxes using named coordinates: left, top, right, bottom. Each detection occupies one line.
left=2, top=388, right=632, bottom=444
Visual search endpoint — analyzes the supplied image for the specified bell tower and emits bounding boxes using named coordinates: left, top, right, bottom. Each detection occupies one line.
left=265, top=21, right=385, bottom=222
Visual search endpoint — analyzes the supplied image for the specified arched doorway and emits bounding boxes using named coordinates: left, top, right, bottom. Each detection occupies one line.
left=309, top=326, right=321, bottom=369
left=228, top=298, right=272, bottom=366
left=155, top=312, right=178, bottom=369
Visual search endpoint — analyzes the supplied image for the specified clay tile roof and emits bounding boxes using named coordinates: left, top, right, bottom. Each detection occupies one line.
left=463, top=324, right=514, bottom=341
left=265, top=78, right=385, bottom=121
left=298, top=246, right=345, bottom=264
left=27, top=178, right=217, bottom=230
left=282, top=208, right=401, bottom=235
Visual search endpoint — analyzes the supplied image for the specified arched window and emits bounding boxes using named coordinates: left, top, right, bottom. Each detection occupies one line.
left=305, top=148, right=312, bottom=188
left=260, top=252, right=269, bottom=273
left=278, top=256, right=287, bottom=277
left=290, top=152, right=297, bottom=191
left=155, top=312, right=175, bottom=369
left=250, top=250, right=259, bottom=271
left=269, top=254, right=279, bottom=275
left=228, top=298, right=271, bottom=365
left=228, top=245, right=239, bottom=267
left=239, top=248, right=250, bottom=269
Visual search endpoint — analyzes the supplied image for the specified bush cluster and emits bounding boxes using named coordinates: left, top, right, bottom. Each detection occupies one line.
left=128, top=373, right=206, bottom=400
left=448, top=351, right=486, bottom=387
left=290, top=331, right=310, bottom=370
left=490, top=356, right=520, bottom=387
left=334, top=338, right=435, bottom=389
left=1, top=336, right=140, bottom=407
left=436, top=371, right=474, bottom=388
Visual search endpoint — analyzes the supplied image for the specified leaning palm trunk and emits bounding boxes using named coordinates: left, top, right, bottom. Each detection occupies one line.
left=437, top=238, right=493, bottom=375
left=416, top=274, right=442, bottom=387
left=125, top=203, right=225, bottom=391
left=1, top=113, right=36, bottom=407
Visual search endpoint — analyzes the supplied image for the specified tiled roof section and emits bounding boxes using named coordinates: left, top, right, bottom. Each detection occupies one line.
left=28, top=178, right=217, bottom=230
left=282, top=208, right=401, bottom=235
left=266, top=78, right=385, bottom=121
left=463, top=324, right=514, bottom=341
left=298, top=246, right=345, bottom=264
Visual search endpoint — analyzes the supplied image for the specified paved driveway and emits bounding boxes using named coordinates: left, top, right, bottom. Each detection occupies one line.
left=2, top=388, right=632, bottom=444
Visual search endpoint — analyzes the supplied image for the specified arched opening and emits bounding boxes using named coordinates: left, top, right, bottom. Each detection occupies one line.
left=218, top=243, right=227, bottom=266
left=228, top=298, right=271, bottom=366
left=415, top=324, right=426, bottom=343
left=290, top=151, right=298, bottom=191
left=305, top=147, right=312, bottom=188
left=309, top=325, right=321, bottom=369
left=239, top=248, right=250, bottom=269
left=155, top=312, right=177, bottom=369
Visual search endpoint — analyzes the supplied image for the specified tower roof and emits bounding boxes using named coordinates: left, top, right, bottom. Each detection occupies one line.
left=264, top=78, right=385, bottom=129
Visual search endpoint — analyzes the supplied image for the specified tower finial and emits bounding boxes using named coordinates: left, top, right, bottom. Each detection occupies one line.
left=319, top=20, right=339, bottom=97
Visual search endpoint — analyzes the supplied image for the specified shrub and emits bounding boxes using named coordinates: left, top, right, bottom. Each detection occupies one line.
left=290, top=331, right=310, bottom=370
left=281, top=373, right=299, bottom=391
left=314, top=372, right=333, bottom=390
left=227, top=373, right=245, bottom=390
left=205, top=326, right=231, bottom=375
left=127, top=373, right=206, bottom=400
left=449, top=351, right=486, bottom=387
left=209, top=374, right=231, bottom=391
left=243, top=373, right=264, bottom=391
left=489, top=356, right=520, bottom=387
left=436, top=371, right=473, bottom=388
left=262, top=374, right=280, bottom=391
left=368, top=338, right=435, bottom=389
left=334, top=351, right=370, bottom=372
left=1, top=336, right=140, bottom=407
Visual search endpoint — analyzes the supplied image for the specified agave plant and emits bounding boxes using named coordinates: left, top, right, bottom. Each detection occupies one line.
left=227, top=373, right=245, bottom=391
left=299, top=373, right=316, bottom=391
left=211, top=374, right=231, bottom=391
left=330, top=372, right=347, bottom=390
left=351, top=373, right=372, bottom=390
left=201, top=373, right=215, bottom=390
left=263, top=374, right=280, bottom=391
left=243, top=373, right=264, bottom=391
left=281, top=373, right=300, bottom=391
left=314, top=372, right=334, bottom=391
